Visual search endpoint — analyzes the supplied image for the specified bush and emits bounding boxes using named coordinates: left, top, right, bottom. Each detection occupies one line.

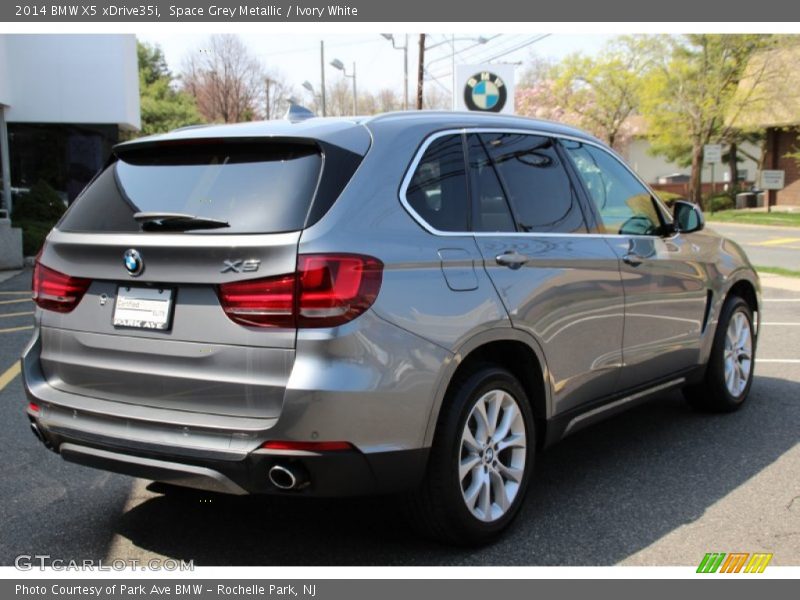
left=706, top=194, right=735, bottom=213
left=12, top=180, right=66, bottom=222
left=10, top=180, right=66, bottom=256
left=13, top=219, right=56, bottom=257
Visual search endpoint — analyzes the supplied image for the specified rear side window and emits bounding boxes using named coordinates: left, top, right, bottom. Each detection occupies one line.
left=467, top=134, right=516, bottom=232
left=58, top=141, right=324, bottom=234
left=405, top=135, right=469, bottom=232
left=480, top=133, right=587, bottom=234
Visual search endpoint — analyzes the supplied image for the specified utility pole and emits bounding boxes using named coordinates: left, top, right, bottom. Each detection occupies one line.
left=264, top=78, right=272, bottom=119
left=403, top=34, right=409, bottom=110
left=320, top=40, right=327, bottom=117
left=417, top=33, right=426, bottom=110
left=352, top=62, right=357, bottom=115
left=382, top=34, right=410, bottom=110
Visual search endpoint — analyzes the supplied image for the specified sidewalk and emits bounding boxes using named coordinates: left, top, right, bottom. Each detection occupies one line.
left=0, top=270, right=22, bottom=284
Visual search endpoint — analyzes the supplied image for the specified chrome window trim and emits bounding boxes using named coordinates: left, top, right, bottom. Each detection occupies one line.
left=398, top=127, right=678, bottom=240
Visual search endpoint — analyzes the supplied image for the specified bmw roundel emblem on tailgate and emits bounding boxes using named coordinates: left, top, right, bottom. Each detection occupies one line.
left=123, top=249, right=144, bottom=277
left=464, top=71, right=507, bottom=113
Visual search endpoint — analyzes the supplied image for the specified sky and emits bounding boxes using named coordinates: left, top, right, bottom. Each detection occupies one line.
left=137, top=32, right=614, bottom=102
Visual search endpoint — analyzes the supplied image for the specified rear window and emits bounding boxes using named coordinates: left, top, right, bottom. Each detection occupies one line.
left=58, top=141, right=324, bottom=234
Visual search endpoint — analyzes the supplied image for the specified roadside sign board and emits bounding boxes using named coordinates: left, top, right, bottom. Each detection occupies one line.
left=761, top=170, right=786, bottom=190
left=704, top=144, right=722, bottom=164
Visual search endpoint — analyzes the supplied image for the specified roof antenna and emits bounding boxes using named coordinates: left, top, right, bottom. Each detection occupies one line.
left=284, top=99, right=316, bottom=123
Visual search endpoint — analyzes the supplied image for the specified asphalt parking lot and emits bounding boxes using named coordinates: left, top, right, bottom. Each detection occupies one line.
left=0, top=266, right=798, bottom=567
left=709, top=221, right=800, bottom=271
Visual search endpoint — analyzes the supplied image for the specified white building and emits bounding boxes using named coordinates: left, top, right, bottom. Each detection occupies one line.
left=0, top=34, right=140, bottom=214
left=623, top=137, right=761, bottom=187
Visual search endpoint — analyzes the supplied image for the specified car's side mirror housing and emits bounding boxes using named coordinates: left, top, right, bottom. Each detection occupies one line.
left=673, top=200, right=705, bottom=234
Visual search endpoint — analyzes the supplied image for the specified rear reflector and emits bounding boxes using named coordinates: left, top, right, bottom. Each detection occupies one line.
left=32, top=260, right=91, bottom=313
left=260, top=441, right=355, bottom=452
left=28, top=402, right=40, bottom=413
left=218, top=253, right=383, bottom=329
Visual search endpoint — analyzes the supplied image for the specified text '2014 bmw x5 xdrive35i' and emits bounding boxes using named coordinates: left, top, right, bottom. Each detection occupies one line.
left=22, top=112, right=760, bottom=544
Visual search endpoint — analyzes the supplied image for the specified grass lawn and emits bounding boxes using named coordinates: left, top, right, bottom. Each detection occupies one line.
left=756, top=266, right=800, bottom=278
left=706, top=210, right=800, bottom=227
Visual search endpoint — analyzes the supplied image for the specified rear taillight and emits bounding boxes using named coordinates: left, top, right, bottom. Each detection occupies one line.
left=217, top=253, right=383, bottom=329
left=216, top=273, right=296, bottom=328
left=32, top=260, right=91, bottom=313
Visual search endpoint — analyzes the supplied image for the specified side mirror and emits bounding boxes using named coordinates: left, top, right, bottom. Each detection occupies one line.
left=673, top=200, right=705, bottom=234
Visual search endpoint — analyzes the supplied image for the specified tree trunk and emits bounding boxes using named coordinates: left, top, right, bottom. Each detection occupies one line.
left=729, top=141, right=738, bottom=195
left=416, top=34, right=426, bottom=110
left=690, top=143, right=704, bottom=208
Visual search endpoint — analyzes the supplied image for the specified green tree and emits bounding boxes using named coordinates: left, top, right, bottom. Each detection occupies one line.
left=138, top=41, right=170, bottom=85
left=137, top=41, right=202, bottom=136
left=550, top=37, right=653, bottom=149
left=640, top=35, right=777, bottom=206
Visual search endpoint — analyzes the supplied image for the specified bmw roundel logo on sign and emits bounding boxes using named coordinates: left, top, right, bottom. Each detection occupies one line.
left=464, top=71, right=507, bottom=113
left=123, top=249, right=144, bottom=277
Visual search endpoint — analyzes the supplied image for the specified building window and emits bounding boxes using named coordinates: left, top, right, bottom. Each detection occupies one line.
left=8, top=123, right=118, bottom=204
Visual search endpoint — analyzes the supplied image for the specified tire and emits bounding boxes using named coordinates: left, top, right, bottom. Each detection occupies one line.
left=408, top=365, right=536, bottom=545
left=683, top=295, right=756, bottom=412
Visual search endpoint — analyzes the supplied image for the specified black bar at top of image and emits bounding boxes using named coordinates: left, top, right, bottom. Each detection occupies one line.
left=2, top=0, right=800, bottom=22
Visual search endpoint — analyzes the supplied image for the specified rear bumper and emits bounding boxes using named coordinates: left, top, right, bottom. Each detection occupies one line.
left=21, top=319, right=442, bottom=497
left=25, top=398, right=429, bottom=497
left=37, top=435, right=428, bottom=498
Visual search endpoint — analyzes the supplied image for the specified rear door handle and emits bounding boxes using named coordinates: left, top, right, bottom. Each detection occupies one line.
left=622, top=253, right=643, bottom=266
left=495, top=251, right=530, bottom=268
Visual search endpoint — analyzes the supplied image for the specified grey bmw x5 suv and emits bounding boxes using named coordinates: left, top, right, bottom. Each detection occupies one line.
left=23, top=112, right=760, bottom=544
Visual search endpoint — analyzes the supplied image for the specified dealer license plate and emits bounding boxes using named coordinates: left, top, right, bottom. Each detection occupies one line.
left=112, top=286, right=174, bottom=330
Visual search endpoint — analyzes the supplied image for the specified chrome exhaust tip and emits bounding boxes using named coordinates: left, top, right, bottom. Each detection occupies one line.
left=30, top=422, right=44, bottom=443
left=268, top=464, right=307, bottom=490
left=29, top=421, right=53, bottom=449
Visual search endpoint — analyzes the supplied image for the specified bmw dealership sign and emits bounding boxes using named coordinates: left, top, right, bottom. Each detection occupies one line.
left=455, top=63, right=516, bottom=115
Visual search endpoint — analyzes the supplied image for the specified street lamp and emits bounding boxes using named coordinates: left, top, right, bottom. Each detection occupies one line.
left=302, top=80, right=316, bottom=111
left=381, top=33, right=409, bottom=110
left=330, top=58, right=357, bottom=116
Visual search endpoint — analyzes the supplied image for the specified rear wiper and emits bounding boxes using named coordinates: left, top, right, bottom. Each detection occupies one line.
left=133, top=212, right=230, bottom=231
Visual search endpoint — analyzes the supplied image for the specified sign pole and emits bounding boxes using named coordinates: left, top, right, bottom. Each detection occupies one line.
left=711, top=163, right=715, bottom=197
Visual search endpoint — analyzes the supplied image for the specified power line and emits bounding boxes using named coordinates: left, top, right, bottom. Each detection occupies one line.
left=426, top=34, right=504, bottom=69
left=481, top=34, right=551, bottom=62
left=256, top=37, right=382, bottom=60
left=428, top=34, right=526, bottom=78
left=451, top=34, right=526, bottom=66
left=429, top=34, right=550, bottom=80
